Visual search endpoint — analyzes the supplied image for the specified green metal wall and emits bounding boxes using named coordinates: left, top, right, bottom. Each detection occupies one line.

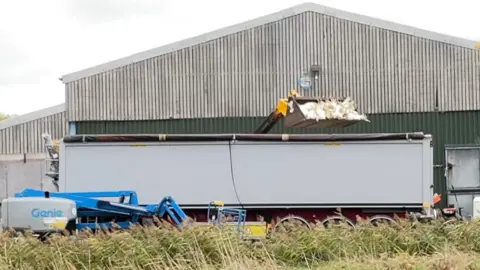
left=76, top=111, right=480, bottom=206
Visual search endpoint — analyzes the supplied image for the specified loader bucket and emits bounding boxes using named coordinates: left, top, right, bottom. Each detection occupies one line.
left=283, top=96, right=368, bottom=129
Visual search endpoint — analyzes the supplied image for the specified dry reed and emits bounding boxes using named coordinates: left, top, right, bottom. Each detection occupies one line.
left=1, top=218, right=480, bottom=269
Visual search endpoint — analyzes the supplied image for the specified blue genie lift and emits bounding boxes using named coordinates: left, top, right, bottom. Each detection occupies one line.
left=14, top=189, right=188, bottom=231
left=8, top=189, right=263, bottom=239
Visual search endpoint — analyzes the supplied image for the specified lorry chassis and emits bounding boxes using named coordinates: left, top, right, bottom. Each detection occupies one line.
left=184, top=206, right=423, bottom=230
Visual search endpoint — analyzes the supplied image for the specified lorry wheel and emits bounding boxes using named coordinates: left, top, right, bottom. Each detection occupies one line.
left=369, top=215, right=396, bottom=226
left=273, top=216, right=311, bottom=233
left=321, top=216, right=355, bottom=229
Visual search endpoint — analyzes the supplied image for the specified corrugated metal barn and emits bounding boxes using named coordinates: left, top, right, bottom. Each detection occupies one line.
left=0, top=104, right=67, bottom=198
left=56, top=2, right=479, bottom=205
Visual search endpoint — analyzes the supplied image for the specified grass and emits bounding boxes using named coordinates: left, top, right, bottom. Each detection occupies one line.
left=1, top=217, right=480, bottom=269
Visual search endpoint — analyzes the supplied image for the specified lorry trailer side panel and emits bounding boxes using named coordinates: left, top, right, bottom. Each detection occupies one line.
left=58, top=133, right=434, bottom=208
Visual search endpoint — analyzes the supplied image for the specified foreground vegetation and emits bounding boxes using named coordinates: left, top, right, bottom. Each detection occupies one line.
left=2, top=218, right=480, bottom=269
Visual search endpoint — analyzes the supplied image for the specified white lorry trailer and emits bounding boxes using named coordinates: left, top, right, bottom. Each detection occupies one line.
left=54, top=132, right=436, bottom=229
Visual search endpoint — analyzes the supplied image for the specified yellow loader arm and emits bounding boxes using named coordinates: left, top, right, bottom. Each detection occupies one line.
left=253, top=90, right=299, bottom=134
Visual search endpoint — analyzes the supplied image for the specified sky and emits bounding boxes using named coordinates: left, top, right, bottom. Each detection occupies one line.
left=0, top=0, right=478, bottom=115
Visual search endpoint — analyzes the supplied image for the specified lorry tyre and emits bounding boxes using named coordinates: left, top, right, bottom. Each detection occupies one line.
left=321, top=216, right=355, bottom=229
left=273, top=215, right=311, bottom=232
left=369, top=215, right=396, bottom=226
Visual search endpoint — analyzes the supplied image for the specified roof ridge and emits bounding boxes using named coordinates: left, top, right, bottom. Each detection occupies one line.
left=60, top=2, right=478, bottom=83
left=0, top=103, right=66, bottom=130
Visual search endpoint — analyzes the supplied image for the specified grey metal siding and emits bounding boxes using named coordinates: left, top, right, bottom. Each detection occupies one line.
left=0, top=111, right=68, bottom=155
left=65, top=11, right=480, bottom=121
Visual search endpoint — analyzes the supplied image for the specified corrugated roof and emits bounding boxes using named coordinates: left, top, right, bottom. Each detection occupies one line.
left=0, top=103, right=66, bottom=130
left=60, top=2, right=479, bottom=83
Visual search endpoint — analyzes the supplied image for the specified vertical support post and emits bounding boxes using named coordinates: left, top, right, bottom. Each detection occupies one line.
left=69, top=122, right=76, bottom=135
left=423, top=135, right=434, bottom=217
left=0, top=162, right=7, bottom=198
left=477, top=148, right=480, bottom=187
left=4, top=165, right=8, bottom=198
